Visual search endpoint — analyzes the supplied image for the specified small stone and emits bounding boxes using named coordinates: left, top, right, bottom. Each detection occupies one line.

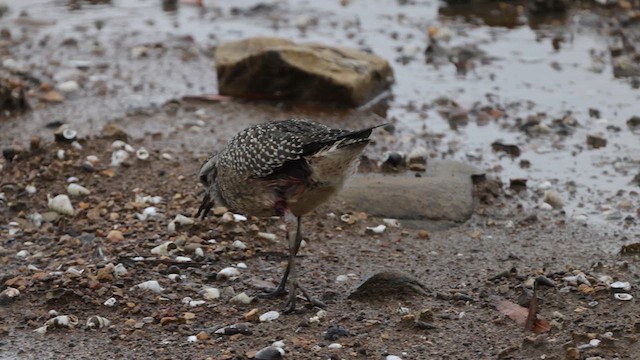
left=196, top=331, right=209, bottom=341
left=160, top=316, right=180, bottom=326
left=133, top=280, right=164, bottom=294
left=543, top=190, right=563, bottom=209
left=48, top=194, right=74, bottom=216
left=202, top=287, right=220, bottom=300
left=565, top=347, right=580, bottom=360
left=41, top=90, right=64, bottom=102
left=230, top=292, right=253, bottom=304
left=244, top=308, right=260, bottom=322
left=183, top=312, right=196, bottom=320
left=57, top=81, right=80, bottom=93
left=417, top=230, right=430, bottom=239
left=259, top=310, right=280, bottom=322
left=217, top=267, right=241, bottom=281
left=253, top=345, right=284, bottom=360
left=215, top=323, right=252, bottom=335
left=107, top=230, right=124, bottom=241
left=213, top=206, right=228, bottom=216
left=587, top=135, right=607, bottom=149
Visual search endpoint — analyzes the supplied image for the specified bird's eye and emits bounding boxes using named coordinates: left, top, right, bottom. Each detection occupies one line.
left=199, top=173, right=208, bottom=184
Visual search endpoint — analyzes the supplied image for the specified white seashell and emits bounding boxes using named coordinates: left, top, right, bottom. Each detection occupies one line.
left=539, top=202, right=553, bottom=211
left=233, top=214, right=247, bottom=222
left=174, top=214, right=194, bottom=225
left=259, top=310, right=280, bottom=322
left=272, top=340, right=285, bottom=348
left=111, top=149, right=129, bottom=166
left=229, top=292, right=253, bottom=304
left=257, top=232, right=277, bottom=241
left=202, top=287, right=220, bottom=300
left=25, top=185, right=36, bottom=194
left=124, top=144, right=135, bottom=153
left=614, top=293, right=633, bottom=301
left=328, top=343, right=343, bottom=349
left=113, top=263, right=128, bottom=277
left=86, top=315, right=110, bottom=329
left=111, top=140, right=127, bottom=149
left=194, top=247, right=204, bottom=258
left=136, top=147, right=150, bottom=160
left=386, top=356, right=402, bottom=360
left=47, top=194, right=74, bottom=216
left=104, top=297, right=117, bottom=306
left=167, top=221, right=176, bottom=232
left=232, top=240, right=247, bottom=250
left=187, top=335, right=198, bottom=343
left=217, top=267, right=240, bottom=280
left=34, top=326, right=48, bottom=334
left=220, top=212, right=234, bottom=223
left=610, top=281, right=631, bottom=291
left=67, top=183, right=90, bottom=196
left=335, top=274, right=349, bottom=282
left=189, top=300, right=206, bottom=307
left=161, top=153, right=173, bottom=160
left=137, top=206, right=160, bottom=221
left=134, top=280, right=164, bottom=293
left=56, top=149, right=65, bottom=160
left=167, top=273, right=184, bottom=282
left=150, top=241, right=179, bottom=256
left=383, top=218, right=401, bottom=227
left=366, top=224, right=386, bottom=234
left=71, top=141, right=82, bottom=150
left=236, top=262, right=247, bottom=269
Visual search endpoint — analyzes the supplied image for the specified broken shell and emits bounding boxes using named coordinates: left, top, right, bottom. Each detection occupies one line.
left=365, top=224, right=386, bottom=234
left=174, top=214, right=194, bottom=225
left=217, top=267, right=240, bottom=280
left=86, top=315, right=111, bottom=329
left=150, top=241, right=179, bottom=256
left=214, top=323, right=252, bottom=335
left=45, top=315, right=79, bottom=328
left=103, top=297, right=117, bottom=306
left=111, top=149, right=129, bottom=166
left=187, top=335, right=198, bottom=343
left=67, top=183, right=90, bottom=196
left=47, top=194, right=74, bottom=216
left=0, top=287, right=20, bottom=305
left=136, top=147, right=150, bottom=160
left=133, top=280, right=165, bottom=293
left=614, top=293, right=633, bottom=301
left=610, top=281, right=631, bottom=291
left=259, top=310, right=280, bottom=322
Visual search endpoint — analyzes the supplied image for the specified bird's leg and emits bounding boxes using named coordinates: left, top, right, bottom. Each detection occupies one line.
left=284, top=215, right=326, bottom=313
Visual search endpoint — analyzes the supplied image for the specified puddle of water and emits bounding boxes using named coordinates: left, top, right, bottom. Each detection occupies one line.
left=2, top=0, right=639, bottom=227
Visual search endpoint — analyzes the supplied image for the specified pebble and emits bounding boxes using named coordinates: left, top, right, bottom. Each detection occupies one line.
left=386, top=356, right=402, bottom=360
left=215, top=323, right=252, bottom=335
left=254, top=346, right=284, bottom=360
left=232, top=240, right=247, bottom=250
left=187, top=335, right=198, bottom=343
left=103, top=297, right=116, bottom=306
left=47, top=194, right=74, bottom=216
left=67, top=183, right=90, bottom=196
left=244, top=308, right=260, bottom=322
left=217, top=267, right=240, bottom=280
left=610, top=281, right=631, bottom=291
left=257, top=232, right=277, bottom=242
left=327, top=343, right=342, bottom=349
left=174, top=214, right=194, bottom=225
left=383, top=218, right=401, bottom=227
left=202, top=287, right=220, bottom=300
left=57, top=80, right=80, bottom=93
left=150, top=241, right=178, bottom=256
left=539, top=202, right=553, bottom=211
left=0, top=287, right=20, bottom=305
left=336, top=275, right=349, bottom=282
left=543, top=190, right=563, bottom=209
left=113, top=263, right=128, bottom=277
left=111, top=149, right=129, bottom=166
left=229, top=292, right=253, bottom=304
left=365, top=224, right=386, bottom=234
left=259, top=310, right=280, bottom=322
left=107, top=230, right=124, bottom=241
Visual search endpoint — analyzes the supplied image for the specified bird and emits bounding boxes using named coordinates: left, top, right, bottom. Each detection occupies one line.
left=197, top=118, right=383, bottom=312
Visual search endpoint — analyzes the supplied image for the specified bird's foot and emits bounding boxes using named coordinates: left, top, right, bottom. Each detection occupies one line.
left=284, top=280, right=326, bottom=314
left=259, top=285, right=287, bottom=298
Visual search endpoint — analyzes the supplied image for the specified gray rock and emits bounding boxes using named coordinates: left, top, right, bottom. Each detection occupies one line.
left=340, top=161, right=481, bottom=228
left=215, top=37, right=394, bottom=107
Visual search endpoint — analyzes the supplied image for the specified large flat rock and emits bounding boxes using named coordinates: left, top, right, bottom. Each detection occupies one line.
left=339, top=161, right=483, bottom=229
left=214, top=37, right=394, bottom=106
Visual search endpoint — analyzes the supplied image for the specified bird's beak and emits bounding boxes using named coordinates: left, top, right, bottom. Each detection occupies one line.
left=196, top=192, right=214, bottom=220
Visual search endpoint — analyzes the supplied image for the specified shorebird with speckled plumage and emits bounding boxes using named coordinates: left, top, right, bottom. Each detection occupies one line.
left=197, top=119, right=383, bottom=312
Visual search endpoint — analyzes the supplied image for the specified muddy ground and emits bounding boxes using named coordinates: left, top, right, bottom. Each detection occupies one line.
left=1, top=0, right=640, bottom=360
